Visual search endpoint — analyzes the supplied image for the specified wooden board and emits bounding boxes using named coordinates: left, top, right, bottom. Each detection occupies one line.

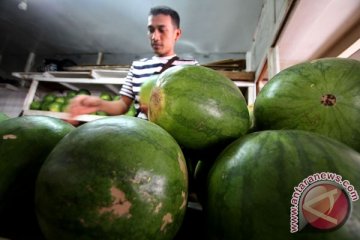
left=64, top=65, right=130, bottom=71
left=44, top=71, right=91, bottom=78
left=217, top=70, right=255, bottom=82
left=202, top=59, right=246, bottom=71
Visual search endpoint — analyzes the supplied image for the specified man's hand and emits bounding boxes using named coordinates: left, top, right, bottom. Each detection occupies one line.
left=65, top=95, right=102, bottom=125
left=68, top=95, right=102, bottom=117
left=65, top=95, right=133, bottom=125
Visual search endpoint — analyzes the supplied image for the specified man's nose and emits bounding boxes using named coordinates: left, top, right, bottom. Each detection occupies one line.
left=151, top=30, right=160, bottom=41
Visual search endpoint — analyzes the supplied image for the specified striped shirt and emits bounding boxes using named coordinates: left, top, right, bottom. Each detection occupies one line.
left=119, top=55, right=198, bottom=119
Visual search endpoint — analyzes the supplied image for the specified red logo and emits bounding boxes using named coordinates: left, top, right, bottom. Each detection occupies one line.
left=301, top=183, right=351, bottom=230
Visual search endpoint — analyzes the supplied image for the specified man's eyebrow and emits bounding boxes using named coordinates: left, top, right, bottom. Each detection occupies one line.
left=148, top=24, right=166, bottom=29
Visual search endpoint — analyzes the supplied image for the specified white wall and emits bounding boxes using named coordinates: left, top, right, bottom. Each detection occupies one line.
left=0, top=88, right=28, bottom=117
left=276, top=0, right=360, bottom=70
left=247, top=0, right=293, bottom=74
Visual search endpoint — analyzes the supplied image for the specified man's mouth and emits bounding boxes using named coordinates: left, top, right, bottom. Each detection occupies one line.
left=152, top=43, right=162, bottom=49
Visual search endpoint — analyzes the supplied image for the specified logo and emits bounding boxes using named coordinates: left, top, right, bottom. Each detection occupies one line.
left=290, top=172, right=358, bottom=233
left=301, top=183, right=350, bottom=230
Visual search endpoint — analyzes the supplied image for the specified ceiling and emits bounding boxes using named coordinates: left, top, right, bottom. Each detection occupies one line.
left=0, top=0, right=264, bottom=61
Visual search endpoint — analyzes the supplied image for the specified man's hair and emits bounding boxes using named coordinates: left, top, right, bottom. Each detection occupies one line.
left=149, top=6, right=180, bottom=29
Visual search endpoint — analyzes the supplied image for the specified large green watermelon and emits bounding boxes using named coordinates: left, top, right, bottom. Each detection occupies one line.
left=0, top=115, right=74, bottom=239
left=254, top=58, right=360, bottom=152
left=0, top=112, right=10, bottom=122
left=206, top=130, right=360, bottom=240
left=148, top=65, right=250, bottom=150
left=139, top=74, right=159, bottom=114
left=35, top=116, right=188, bottom=240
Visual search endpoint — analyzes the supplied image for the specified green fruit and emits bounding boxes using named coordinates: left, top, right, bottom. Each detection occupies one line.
left=139, top=75, right=159, bottom=112
left=60, top=102, right=69, bottom=112
left=77, top=89, right=91, bottom=95
left=48, top=102, right=63, bottom=112
left=254, top=58, right=360, bottom=152
left=66, top=90, right=78, bottom=99
left=112, top=95, right=121, bottom=101
left=35, top=116, right=188, bottom=240
left=148, top=65, right=250, bottom=150
left=99, top=92, right=113, bottom=101
left=207, top=130, right=360, bottom=240
left=0, top=116, right=74, bottom=239
left=30, top=100, right=42, bottom=110
left=125, top=103, right=136, bottom=117
left=247, top=104, right=256, bottom=133
left=95, top=111, right=108, bottom=116
left=43, top=93, right=57, bottom=103
left=54, top=96, right=66, bottom=104
left=41, top=101, right=52, bottom=111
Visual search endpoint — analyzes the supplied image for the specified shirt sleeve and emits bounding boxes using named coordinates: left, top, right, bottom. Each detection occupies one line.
left=119, top=65, right=135, bottom=99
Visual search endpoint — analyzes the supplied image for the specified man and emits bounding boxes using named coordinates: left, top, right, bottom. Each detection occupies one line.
left=68, top=6, right=198, bottom=120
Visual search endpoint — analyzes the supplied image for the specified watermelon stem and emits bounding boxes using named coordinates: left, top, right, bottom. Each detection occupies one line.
left=321, top=94, right=336, bottom=106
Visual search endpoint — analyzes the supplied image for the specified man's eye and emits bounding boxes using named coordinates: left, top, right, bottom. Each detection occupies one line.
left=148, top=27, right=155, bottom=33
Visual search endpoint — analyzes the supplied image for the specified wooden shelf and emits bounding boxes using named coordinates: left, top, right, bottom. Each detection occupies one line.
left=12, top=72, right=44, bottom=79
left=217, top=70, right=255, bottom=82
left=12, top=70, right=128, bottom=122
left=31, top=76, right=126, bottom=85
left=202, top=59, right=256, bottom=103
left=13, top=70, right=127, bottom=85
left=203, top=58, right=246, bottom=71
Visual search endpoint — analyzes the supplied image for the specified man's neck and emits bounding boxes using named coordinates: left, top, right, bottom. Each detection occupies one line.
left=153, top=54, right=177, bottom=59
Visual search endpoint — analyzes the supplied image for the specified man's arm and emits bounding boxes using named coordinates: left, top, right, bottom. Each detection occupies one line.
left=67, top=95, right=133, bottom=117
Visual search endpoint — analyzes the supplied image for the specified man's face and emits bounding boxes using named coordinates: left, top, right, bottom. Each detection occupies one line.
left=147, top=14, right=181, bottom=57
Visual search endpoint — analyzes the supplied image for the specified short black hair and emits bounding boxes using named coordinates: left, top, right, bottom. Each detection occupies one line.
left=149, top=6, right=180, bottom=29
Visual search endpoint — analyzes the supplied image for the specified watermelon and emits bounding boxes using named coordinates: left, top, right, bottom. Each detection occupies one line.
left=124, top=102, right=137, bottom=117
left=54, top=96, right=66, bottom=104
left=95, top=111, right=108, bottom=116
left=30, top=100, right=42, bottom=110
left=0, top=115, right=74, bottom=239
left=41, top=100, right=52, bottom=111
left=206, top=130, right=360, bottom=240
left=66, top=90, right=78, bottom=99
left=48, top=102, right=63, bottom=112
left=0, top=112, right=10, bottom=122
left=247, top=104, right=255, bottom=133
left=254, top=58, right=360, bottom=152
left=77, top=88, right=91, bottom=95
left=148, top=65, right=250, bottom=150
left=139, top=74, right=159, bottom=114
left=43, top=93, right=57, bottom=102
left=35, top=116, right=188, bottom=240
left=99, top=92, right=113, bottom=101
left=112, top=95, right=121, bottom=101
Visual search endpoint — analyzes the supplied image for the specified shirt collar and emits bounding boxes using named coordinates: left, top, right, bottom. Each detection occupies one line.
left=152, top=55, right=177, bottom=61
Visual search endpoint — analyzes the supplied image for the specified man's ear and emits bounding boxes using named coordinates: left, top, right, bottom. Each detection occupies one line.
left=175, top=28, right=182, bottom=41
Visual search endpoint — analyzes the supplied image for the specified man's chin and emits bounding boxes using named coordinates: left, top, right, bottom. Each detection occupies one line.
left=153, top=50, right=165, bottom=57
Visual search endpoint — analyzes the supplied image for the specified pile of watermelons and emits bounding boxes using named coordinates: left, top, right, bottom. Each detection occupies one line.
left=0, top=57, right=359, bottom=240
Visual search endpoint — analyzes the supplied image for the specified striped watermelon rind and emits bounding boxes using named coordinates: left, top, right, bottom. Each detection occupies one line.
left=207, top=130, right=360, bottom=240
left=254, top=58, right=360, bottom=152
left=35, top=116, right=188, bottom=240
left=148, top=65, right=250, bottom=150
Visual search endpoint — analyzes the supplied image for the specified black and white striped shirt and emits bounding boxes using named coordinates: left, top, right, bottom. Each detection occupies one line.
left=120, top=55, right=198, bottom=118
